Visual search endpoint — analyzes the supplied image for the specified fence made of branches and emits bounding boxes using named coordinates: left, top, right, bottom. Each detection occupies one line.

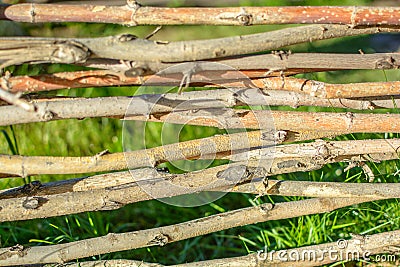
left=0, top=0, right=399, bottom=266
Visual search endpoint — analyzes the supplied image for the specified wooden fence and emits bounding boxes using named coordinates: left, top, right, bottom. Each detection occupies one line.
left=0, top=0, right=399, bottom=266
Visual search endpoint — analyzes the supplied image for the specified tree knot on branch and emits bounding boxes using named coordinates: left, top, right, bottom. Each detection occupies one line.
left=148, top=233, right=170, bottom=246
left=309, top=80, right=326, bottom=98
left=22, top=196, right=48, bottom=210
left=312, top=140, right=333, bottom=164
left=375, top=56, right=399, bottom=69
left=217, top=165, right=267, bottom=184
left=51, top=41, right=90, bottom=64
left=236, top=8, right=253, bottom=26
left=0, top=244, right=30, bottom=259
left=258, top=203, right=274, bottom=215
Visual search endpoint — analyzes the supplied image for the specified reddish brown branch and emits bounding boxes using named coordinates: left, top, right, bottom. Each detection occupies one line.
left=127, top=109, right=400, bottom=133
left=2, top=5, right=400, bottom=26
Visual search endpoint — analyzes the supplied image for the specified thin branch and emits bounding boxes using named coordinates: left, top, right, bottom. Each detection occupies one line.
left=83, top=52, right=400, bottom=75
left=0, top=72, right=36, bottom=112
left=176, top=230, right=400, bottom=267
left=0, top=197, right=382, bottom=265
left=2, top=5, right=400, bottom=26
left=7, top=55, right=400, bottom=98
left=246, top=77, right=400, bottom=99
left=50, top=229, right=400, bottom=267
left=126, top=109, right=400, bottom=133
left=0, top=130, right=273, bottom=177
left=0, top=140, right=397, bottom=220
left=0, top=39, right=90, bottom=69
left=0, top=123, right=386, bottom=177
left=3, top=90, right=400, bottom=126
left=2, top=25, right=400, bottom=67
left=2, top=156, right=400, bottom=200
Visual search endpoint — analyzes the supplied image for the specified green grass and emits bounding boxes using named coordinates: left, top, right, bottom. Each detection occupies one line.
left=0, top=0, right=399, bottom=265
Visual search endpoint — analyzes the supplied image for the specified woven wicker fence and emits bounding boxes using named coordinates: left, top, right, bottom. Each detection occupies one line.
left=0, top=0, right=399, bottom=266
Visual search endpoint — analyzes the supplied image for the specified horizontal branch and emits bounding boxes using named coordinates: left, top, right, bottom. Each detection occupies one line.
left=0, top=197, right=380, bottom=265
left=2, top=25, right=400, bottom=67
left=127, top=109, right=400, bottom=133
left=177, top=230, right=400, bottom=267
left=0, top=140, right=397, bottom=219
left=8, top=52, right=400, bottom=98
left=3, top=90, right=400, bottom=126
left=229, top=77, right=400, bottom=99
left=61, top=228, right=400, bottom=266
left=0, top=121, right=390, bottom=177
left=2, top=157, right=399, bottom=200
left=2, top=5, right=400, bottom=26
left=0, top=130, right=274, bottom=177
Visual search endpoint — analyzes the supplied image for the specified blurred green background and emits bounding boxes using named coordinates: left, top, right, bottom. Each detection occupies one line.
left=0, top=0, right=399, bottom=265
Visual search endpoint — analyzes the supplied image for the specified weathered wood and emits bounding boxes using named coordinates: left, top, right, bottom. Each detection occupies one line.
left=0, top=139, right=398, bottom=204
left=177, top=230, right=400, bottom=266
left=0, top=197, right=379, bottom=265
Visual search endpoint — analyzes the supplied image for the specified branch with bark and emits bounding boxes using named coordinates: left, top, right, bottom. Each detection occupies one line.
left=50, top=229, right=400, bottom=266
left=0, top=116, right=397, bottom=176
left=176, top=230, right=400, bottom=267
left=2, top=5, right=400, bottom=26
left=82, top=51, right=400, bottom=78
left=1, top=154, right=399, bottom=201
left=0, top=138, right=398, bottom=220
left=6, top=56, right=400, bottom=98
left=0, top=130, right=274, bottom=177
left=1, top=25, right=400, bottom=68
left=3, top=90, right=400, bottom=126
left=0, top=196, right=384, bottom=265
left=127, top=109, right=400, bottom=133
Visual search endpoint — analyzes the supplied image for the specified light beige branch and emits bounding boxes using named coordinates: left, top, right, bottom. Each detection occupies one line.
left=57, top=229, right=400, bottom=267
left=2, top=126, right=365, bottom=177
left=176, top=230, right=400, bottom=267
left=1, top=25, right=400, bottom=67
left=0, top=130, right=270, bottom=177
left=0, top=197, right=381, bottom=265
left=0, top=147, right=397, bottom=221
left=3, top=89, right=400, bottom=126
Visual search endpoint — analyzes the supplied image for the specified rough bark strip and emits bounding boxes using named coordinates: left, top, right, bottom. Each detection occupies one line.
left=2, top=5, right=400, bottom=26
left=0, top=197, right=380, bottom=265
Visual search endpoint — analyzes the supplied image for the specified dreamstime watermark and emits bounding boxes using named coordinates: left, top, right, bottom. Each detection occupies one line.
left=122, top=61, right=277, bottom=207
left=256, top=239, right=398, bottom=263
